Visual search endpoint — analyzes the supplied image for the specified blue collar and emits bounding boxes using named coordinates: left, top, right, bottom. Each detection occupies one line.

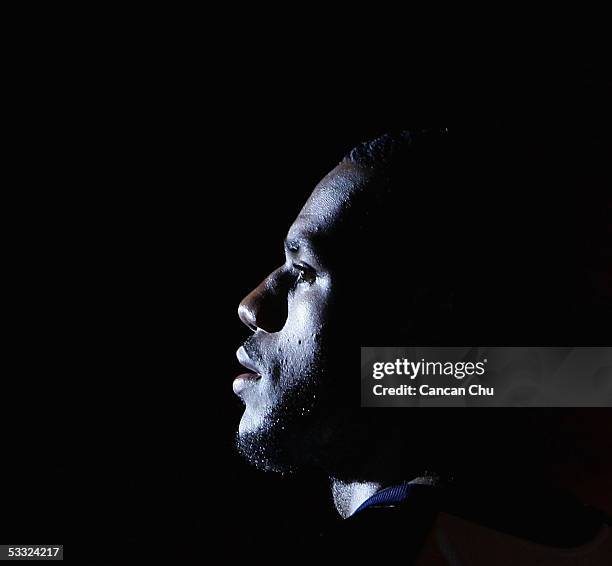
left=353, top=482, right=612, bottom=547
left=354, top=482, right=434, bottom=515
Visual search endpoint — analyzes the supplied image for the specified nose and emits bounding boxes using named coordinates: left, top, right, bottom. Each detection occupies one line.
left=238, top=269, right=288, bottom=333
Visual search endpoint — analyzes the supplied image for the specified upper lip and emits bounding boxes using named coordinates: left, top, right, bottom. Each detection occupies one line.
left=236, top=346, right=262, bottom=375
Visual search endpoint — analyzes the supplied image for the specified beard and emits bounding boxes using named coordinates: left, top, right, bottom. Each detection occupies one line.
left=235, top=341, right=330, bottom=474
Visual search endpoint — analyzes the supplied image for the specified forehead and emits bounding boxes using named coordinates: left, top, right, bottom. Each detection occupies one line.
left=286, top=162, right=375, bottom=246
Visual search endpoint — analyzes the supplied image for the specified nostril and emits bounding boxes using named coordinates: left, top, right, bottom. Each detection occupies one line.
left=238, top=272, right=288, bottom=334
left=238, top=303, right=258, bottom=333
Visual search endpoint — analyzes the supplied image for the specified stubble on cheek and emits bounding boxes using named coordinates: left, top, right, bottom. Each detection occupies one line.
left=236, top=327, right=329, bottom=472
left=235, top=279, right=336, bottom=471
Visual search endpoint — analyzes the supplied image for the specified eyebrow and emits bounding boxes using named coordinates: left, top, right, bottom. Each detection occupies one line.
left=285, top=233, right=325, bottom=267
left=284, top=238, right=301, bottom=253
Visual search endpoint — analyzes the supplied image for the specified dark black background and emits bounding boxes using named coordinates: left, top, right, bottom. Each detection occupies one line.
left=89, top=74, right=610, bottom=561
left=3, top=48, right=610, bottom=563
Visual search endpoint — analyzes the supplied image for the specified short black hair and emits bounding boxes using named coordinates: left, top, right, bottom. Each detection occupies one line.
left=343, top=129, right=449, bottom=169
left=338, top=127, right=610, bottom=345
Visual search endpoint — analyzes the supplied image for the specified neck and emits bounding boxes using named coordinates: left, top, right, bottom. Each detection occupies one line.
left=331, top=479, right=381, bottom=519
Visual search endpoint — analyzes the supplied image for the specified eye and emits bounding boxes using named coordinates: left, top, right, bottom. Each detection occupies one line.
left=293, top=263, right=316, bottom=285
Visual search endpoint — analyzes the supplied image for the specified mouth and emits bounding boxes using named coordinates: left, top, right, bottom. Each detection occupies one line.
left=234, top=346, right=262, bottom=395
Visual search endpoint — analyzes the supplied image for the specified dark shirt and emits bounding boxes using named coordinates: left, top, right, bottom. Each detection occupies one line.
left=317, top=482, right=612, bottom=563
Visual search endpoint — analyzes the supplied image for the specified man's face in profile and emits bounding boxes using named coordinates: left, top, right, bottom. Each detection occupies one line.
left=234, top=161, right=376, bottom=472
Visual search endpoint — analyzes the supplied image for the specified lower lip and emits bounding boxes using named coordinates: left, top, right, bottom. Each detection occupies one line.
left=233, top=372, right=261, bottom=395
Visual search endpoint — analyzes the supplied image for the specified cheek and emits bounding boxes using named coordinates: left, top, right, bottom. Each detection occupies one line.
left=275, top=289, right=329, bottom=376
left=286, top=286, right=328, bottom=339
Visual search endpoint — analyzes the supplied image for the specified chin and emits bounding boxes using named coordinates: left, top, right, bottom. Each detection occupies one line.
left=235, top=404, right=316, bottom=475
left=237, top=407, right=265, bottom=436
left=235, top=428, right=297, bottom=475
left=235, top=376, right=326, bottom=474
